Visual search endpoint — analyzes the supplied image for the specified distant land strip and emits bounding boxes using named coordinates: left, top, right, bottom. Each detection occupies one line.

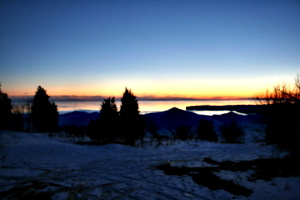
left=186, top=105, right=265, bottom=114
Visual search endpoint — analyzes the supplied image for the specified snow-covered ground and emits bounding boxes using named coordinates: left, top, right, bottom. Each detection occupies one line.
left=1, top=130, right=300, bottom=200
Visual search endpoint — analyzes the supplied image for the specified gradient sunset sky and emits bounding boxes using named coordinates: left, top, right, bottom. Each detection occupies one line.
left=0, top=0, right=299, bottom=99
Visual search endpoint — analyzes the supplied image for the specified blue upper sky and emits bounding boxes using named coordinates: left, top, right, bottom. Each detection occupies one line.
left=0, top=0, right=299, bottom=99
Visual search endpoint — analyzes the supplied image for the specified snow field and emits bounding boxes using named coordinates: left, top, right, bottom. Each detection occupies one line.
left=0, top=130, right=300, bottom=200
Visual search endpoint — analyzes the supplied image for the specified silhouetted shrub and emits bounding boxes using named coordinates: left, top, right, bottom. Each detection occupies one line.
left=23, top=99, right=33, bottom=132
left=174, top=126, right=193, bottom=140
left=197, top=119, right=218, bottom=142
left=9, top=99, right=33, bottom=132
left=120, top=88, right=145, bottom=145
left=11, top=104, right=24, bottom=131
left=147, top=119, right=163, bottom=142
left=62, top=125, right=87, bottom=137
left=0, top=83, right=12, bottom=130
left=221, top=121, right=244, bottom=143
left=254, top=75, right=300, bottom=159
left=31, top=86, right=58, bottom=132
left=87, top=119, right=101, bottom=142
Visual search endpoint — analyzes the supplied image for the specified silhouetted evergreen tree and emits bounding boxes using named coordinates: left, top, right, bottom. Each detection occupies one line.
left=120, top=88, right=139, bottom=117
left=88, top=97, right=119, bottom=142
left=197, top=119, right=218, bottom=142
left=0, top=83, right=12, bottom=130
left=100, top=97, right=119, bottom=142
left=31, top=86, right=58, bottom=132
left=120, top=88, right=145, bottom=145
left=88, top=97, right=120, bottom=143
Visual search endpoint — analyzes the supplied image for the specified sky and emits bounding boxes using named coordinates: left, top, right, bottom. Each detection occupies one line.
left=0, top=0, right=299, bottom=100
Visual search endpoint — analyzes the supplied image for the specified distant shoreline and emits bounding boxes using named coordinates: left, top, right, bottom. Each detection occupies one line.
left=186, top=105, right=264, bottom=114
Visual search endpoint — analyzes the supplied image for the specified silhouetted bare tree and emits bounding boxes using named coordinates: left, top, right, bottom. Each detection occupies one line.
left=9, top=98, right=33, bottom=132
left=254, top=75, right=300, bottom=159
left=11, top=104, right=24, bottom=131
left=24, top=99, right=33, bottom=132
left=31, top=86, right=58, bottom=132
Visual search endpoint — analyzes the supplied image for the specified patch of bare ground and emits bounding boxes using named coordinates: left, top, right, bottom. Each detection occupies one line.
left=157, top=157, right=300, bottom=196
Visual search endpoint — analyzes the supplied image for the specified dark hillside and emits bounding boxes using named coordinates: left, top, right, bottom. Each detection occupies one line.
left=58, top=111, right=99, bottom=127
left=144, top=107, right=210, bottom=130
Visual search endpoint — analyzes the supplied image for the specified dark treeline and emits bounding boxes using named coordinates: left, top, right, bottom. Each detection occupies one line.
left=1, top=74, right=300, bottom=152
left=88, top=88, right=145, bottom=145
left=0, top=85, right=58, bottom=133
left=0, top=85, right=146, bottom=146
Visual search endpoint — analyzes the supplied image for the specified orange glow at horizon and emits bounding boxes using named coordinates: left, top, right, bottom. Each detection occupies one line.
left=8, top=86, right=256, bottom=100
left=5, top=76, right=287, bottom=99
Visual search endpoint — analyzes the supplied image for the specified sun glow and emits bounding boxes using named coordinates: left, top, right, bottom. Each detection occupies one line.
left=7, top=76, right=286, bottom=100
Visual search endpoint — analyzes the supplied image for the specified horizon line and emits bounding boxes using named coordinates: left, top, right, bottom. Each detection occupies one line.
left=10, top=95, right=253, bottom=102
